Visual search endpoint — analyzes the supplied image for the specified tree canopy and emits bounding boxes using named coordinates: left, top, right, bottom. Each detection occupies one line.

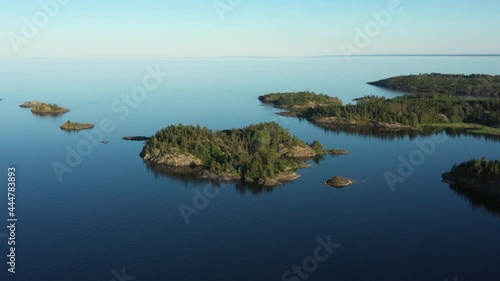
left=368, top=73, right=500, bottom=98
left=141, top=122, right=327, bottom=181
left=303, top=94, right=500, bottom=128
left=449, top=157, right=500, bottom=182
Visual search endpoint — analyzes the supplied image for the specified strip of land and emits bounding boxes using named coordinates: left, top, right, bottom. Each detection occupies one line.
left=259, top=90, right=500, bottom=136
left=368, top=73, right=500, bottom=98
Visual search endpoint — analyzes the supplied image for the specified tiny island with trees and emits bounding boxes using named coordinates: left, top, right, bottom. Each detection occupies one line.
left=443, top=158, right=500, bottom=199
left=258, top=91, right=342, bottom=116
left=140, top=122, right=347, bottom=186
left=60, top=120, right=95, bottom=131
left=20, top=101, right=70, bottom=115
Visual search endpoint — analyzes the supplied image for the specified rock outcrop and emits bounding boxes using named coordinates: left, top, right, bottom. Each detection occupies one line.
left=142, top=148, right=202, bottom=167
left=279, top=145, right=316, bottom=158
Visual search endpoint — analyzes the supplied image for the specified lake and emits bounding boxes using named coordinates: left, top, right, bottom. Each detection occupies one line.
left=1, top=56, right=499, bottom=281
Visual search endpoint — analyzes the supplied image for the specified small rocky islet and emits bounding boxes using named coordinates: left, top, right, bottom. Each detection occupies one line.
left=323, top=176, right=354, bottom=188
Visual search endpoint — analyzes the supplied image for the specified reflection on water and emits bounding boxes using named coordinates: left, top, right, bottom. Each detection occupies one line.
left=313, top=123, right=500, bottom=142
left=144, top=161, right=214, bottom=187
left=447, top=184, right=500, bottom=216
left=144, top=161, right=280, bottom=195
left=31, top=112, right=66, bottom=117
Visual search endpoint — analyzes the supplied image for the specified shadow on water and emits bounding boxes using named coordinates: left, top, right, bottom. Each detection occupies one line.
left=144, top=161, right=285, bottom=195
left=446, top=183, right=500, bottom=217
left=313, top=123, right=500, bottom=142
left=144, top=161, right=216, bottom=187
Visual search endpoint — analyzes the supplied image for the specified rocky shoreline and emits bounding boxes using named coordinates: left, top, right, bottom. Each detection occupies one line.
left=142, top=145, right=315, bottom=186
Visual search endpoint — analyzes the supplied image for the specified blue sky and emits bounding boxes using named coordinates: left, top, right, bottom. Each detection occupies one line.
left=1, top=0, right=499, bottom=58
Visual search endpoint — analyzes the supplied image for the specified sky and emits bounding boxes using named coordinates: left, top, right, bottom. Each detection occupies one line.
left=0, top=0, right=499, bottom=58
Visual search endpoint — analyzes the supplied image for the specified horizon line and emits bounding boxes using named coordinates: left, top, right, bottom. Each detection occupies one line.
left=1, top=54, right=499, bottom=60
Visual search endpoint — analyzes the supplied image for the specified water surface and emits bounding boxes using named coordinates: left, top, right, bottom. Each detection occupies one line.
left=1, top=56, right=499, bottom=281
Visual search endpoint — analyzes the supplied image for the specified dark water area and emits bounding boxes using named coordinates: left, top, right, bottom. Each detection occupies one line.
left=0, top=57, right=499, bottom=281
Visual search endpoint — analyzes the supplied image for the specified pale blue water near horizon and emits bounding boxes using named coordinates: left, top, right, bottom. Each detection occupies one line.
left=1, top=56, right=500, bottom=281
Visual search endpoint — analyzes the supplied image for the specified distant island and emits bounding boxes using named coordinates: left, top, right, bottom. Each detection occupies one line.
left=140, top=122, right=343, bottom=186
left=260, top=91, right=500, bottom=136
left=60, top=121, right=94, bottom=131
left=20, top=101, right=70, bottom=115
left=368, top=73, right=500, bottom=98
left=259, top=91, right=342, bottom=116
left=443, top=158, right=500, bottom=199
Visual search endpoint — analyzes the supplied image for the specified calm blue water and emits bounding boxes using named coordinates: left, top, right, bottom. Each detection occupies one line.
left=1, top=56, right=499, bottom=281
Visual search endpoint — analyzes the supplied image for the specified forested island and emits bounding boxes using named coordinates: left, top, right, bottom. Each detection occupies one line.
left=368, top=73, right=500, bottom=98
left=443, top=158, right=500, bottom=199
left=140, top=122, right=341, bottom=186
left=261, top=92, right=500, bottom=136
left=60, top=121, right=94, bottom=131
left=20, top=101, right=70, bottom=115
left=259, top=91, right=342, bottom=116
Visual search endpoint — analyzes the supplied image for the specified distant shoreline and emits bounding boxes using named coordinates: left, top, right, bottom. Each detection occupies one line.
left=1, top=54, right=499, bottom=60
